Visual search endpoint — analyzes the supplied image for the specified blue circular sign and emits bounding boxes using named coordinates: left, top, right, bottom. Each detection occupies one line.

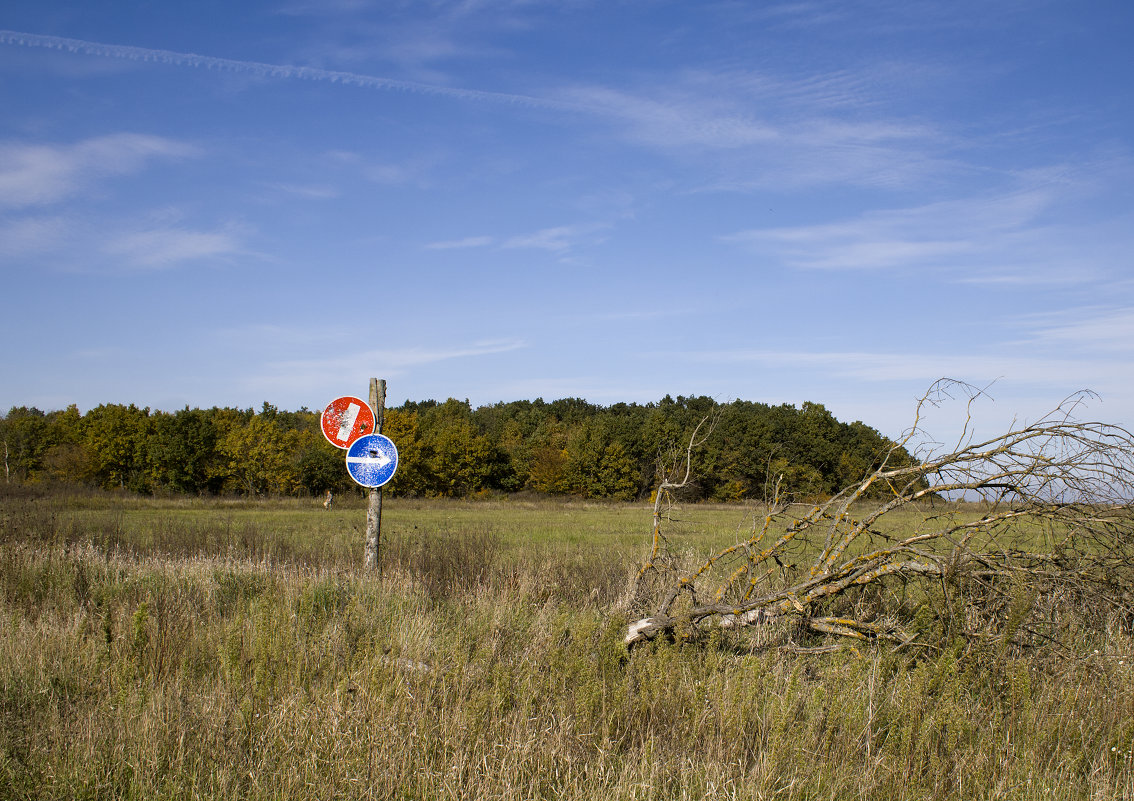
left=345, top=433, right=399, bottom=488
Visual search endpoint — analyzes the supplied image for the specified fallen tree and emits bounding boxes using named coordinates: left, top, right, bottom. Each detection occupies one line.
left=627, top=380, right=1134, bottom=654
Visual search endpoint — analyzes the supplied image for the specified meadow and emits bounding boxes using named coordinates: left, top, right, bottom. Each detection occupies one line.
left=2, top=485, right=1133, bottom=800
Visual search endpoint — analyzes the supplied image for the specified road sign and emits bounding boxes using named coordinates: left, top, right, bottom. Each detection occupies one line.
left=321, top=396, right=376, bottom=449
left=346, top=434, right=399, bottom=488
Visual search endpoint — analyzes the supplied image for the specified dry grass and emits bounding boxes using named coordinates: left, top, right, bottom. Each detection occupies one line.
left=2, top=488, right=1133, bottom=799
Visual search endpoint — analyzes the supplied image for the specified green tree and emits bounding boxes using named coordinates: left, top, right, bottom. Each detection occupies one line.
left=1, top=407, right=49, bottom=483
left=83, top=404, right=151, bottom=491
left=218, top=409, right=306, bottom=496
left=524, top=417, right=569, bottom=494
left=206, top=407, right=250, bottom=491
left=494, top=417, right=530, bottom=492
left=382, top=408, right=430, bottom=496
left=562, top=420, right=638, bottom=500
left=39, top=405, right=92, bottom=484
left=420, top=399, right=502, bottom=496
left=145, top=407, right=221, bottom=494
left=296, top=442, right=350, bottom=496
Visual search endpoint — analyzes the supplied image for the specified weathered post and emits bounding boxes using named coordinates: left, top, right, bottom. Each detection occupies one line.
left=364, top=377, right=386, bottom=572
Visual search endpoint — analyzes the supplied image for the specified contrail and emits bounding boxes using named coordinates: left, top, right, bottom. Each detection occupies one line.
left=0, top=29, right=576, bottom=111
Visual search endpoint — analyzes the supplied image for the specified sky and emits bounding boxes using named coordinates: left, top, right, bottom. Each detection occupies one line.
left=1, top=0, right=1132, bottom=449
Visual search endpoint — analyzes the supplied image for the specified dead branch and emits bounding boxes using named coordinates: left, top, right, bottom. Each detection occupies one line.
left=627, top=380, right=1134, bottom=653
left=631, top=410, right=721, bottom=609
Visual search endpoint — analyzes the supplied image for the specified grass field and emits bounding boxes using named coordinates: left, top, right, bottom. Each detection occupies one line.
left=2, top=485, right=1133, bottom=799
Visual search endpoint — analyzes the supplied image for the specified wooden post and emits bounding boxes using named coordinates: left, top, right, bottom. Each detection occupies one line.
left=364, top=378, right=386, bottom=572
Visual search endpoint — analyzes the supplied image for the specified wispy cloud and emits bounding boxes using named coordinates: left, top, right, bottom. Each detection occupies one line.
left=277, top=0, right=376, bottom=15
left=689, top=348, right=1128, bottom=399
left=336, top=339, right=525, bottom=370
left=0, top=212, right=249, bottom=273
left=560, top=84, right=779, bottom=150
left=742, top=2, right=852, bottom=29
left=425, top=235, right=494, bottom=250
left=0, top=215, right=68, bottom=258
left=362, top=160, right=438, bottom=186
left=502, top=223, right=609, bottom=253
left=318, top=149, right=445, bottom=189
left=556, top=66, right=947, bottom=190
left=0, top=29, right=571, bottom=110
left=242, top=338, right=526, bottom=395
left=274, top=0, right=543, bottom=85
left=720, top=185, right=1123, bottom=277
left=422, top=224, right=609, bottom=256
left=102, top=226, right=246, bottom=270
left=741, top=1, right=1031, bottom=36
left=0, top=133, right=196, bottom=209
left=263, top=182, right=340, bottom=200
left=1017, top=306, right=1134, bottom=353
left=232, top=328, right=525, bottom=371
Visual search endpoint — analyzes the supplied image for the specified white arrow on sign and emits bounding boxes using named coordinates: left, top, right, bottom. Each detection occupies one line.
left=345, top=433, right=398, bottom=488
left=347, top=450, right=392, bottom=469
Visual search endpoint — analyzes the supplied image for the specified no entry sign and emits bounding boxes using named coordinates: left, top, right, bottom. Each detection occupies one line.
left=321, top=396, right=376, bottom=449
left=346, top=434, right=399, bottom=488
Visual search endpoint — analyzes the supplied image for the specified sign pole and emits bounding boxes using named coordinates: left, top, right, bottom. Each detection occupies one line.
left=364, top=378, right=386, bottom=572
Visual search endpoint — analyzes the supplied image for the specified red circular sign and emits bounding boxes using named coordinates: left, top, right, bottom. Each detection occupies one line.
left=321, top=396, right=376, bottom=449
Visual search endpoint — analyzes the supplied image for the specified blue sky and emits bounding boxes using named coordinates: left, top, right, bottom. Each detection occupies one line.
left=2, top=0, right=1132, bottom=447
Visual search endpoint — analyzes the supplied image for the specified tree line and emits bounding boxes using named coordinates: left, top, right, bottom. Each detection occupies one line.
left=1, top=396, right=917, bottom=501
